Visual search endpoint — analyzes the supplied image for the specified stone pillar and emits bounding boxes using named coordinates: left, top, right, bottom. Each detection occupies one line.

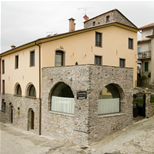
left=145, top=88, right=151, bottom=117
left=151, top=38, right=154, bottom=84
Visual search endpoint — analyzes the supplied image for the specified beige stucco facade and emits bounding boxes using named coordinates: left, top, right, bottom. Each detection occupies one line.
left=1, top=24, right=137, bottom=98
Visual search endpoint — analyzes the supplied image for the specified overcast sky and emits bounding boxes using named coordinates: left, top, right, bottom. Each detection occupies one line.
left=1, top=1, right=154, bottom=53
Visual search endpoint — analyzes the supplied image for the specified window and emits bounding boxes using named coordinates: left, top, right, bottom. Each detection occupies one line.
left=106, top=15, right=110, bottom=22
left=145, top=62, right=148, bottom=72
left=15, top=55, right=19, bottom=69
left=95, top=32, right=102, bottom=47
left=51, top=82, right=74, bottom=114
left=98, top=84, right=120, bottom=114
left=137, top=47, right=140, bottom=54
left=120, top=58, right=125, bottom=67
left=55, top=51, right=64, bottom=66
left=16, top=84, right=22, bottom=95
left=2, top=60, right=5, bottom=74
left=2, top=80, right=5, bottom=94
left=128, top=38, right=133, bottom=49
left=93, top=21, right=95, bottom=26
left=30, top=51, right=35, bottom=66
left=95, top=56, right=102, bottom=65
left=28, top=85, right=36, bottom=97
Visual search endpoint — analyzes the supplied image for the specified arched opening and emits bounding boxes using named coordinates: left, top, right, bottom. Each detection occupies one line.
left=28, top=108, right=34, bottom=130
left=1, top=99, right=6, bottom=112
left=55, top=50, right=65, bottom=66
left=9, top=103, right=13, bottom=123
left=15, top=84, right=22, bottom=95
left=27, top=84, right=36, bottom=97
left=50, top=82, right=74, bottom=114
left=98, top=84, right=121, bottom=115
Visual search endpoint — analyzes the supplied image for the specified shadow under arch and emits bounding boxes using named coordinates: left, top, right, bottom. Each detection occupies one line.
left=9, top=102, right=13, bottom=123
left=49, top=82, right=75, bottom=114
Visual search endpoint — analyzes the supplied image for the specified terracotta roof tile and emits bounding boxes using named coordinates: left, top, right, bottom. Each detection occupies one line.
left=139, top=23, right=154, bottom=30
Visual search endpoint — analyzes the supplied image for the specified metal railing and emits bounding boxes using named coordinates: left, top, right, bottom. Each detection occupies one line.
left=138, top=51, right=151, bottom=59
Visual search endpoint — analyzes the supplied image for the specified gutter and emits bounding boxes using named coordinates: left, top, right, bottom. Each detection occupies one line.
left=35, top=42, right=42, bottom=135
left=0, top=58, right=1, bottom=110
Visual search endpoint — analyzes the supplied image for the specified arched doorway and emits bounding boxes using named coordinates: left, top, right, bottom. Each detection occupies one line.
left=9, top=103, right=13, bottom=123
left=28, top=108, right=34, bottom=130
left=50, top=82, right=74, bottom=114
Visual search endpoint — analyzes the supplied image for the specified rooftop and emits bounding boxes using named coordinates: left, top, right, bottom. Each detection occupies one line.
left=139, top=23, right=154, bottom=30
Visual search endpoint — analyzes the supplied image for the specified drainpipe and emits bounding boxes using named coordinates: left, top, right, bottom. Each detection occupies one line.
left=0, top=58, right=1, bottom=110
left=35, top=42, right=41, bottom=135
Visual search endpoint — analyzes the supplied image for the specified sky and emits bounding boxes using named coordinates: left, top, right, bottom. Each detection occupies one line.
left=1, top=0, right=154, bottom=53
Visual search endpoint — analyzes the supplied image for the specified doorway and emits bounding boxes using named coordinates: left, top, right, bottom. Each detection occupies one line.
left=9, top=103, right=13, bottom=123
left=28, top=108, right=34, bottom=130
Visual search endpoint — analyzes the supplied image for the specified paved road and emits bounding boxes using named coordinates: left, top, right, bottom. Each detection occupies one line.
left=0, top=117, right=154, bottom=154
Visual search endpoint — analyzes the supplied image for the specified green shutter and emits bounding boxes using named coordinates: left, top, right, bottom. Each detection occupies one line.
left=145, top=62, right=148, bottom=72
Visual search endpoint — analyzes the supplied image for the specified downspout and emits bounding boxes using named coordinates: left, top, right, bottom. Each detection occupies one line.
left=0, top=58, right=1, bottom=110
left=35, top=42, right=41, bottom=135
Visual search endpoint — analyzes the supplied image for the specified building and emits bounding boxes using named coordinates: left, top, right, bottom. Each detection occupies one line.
left=0, top=9, right=138, bottom=146
left=137, top=23, right=154, bottom=88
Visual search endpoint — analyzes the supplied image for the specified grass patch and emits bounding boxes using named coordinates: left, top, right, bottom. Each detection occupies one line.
left=133, top=99, right=143, bottom=103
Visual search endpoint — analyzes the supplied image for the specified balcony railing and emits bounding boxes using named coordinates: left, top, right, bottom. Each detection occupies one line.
left=138, top=51, right=151, bottom=60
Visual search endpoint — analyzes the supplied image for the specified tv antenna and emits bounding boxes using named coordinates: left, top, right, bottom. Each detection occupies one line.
left=78, top=7, right=94, bottom=15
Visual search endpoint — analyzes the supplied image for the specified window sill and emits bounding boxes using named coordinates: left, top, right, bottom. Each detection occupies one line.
left=29, top=66, right=35, bottom=67
left=98, top=112, right=125, bottom=118
left=95, top=45, right=102, bottom=48
left=49, top=111, right=74, bottom=117
left=14, top=94, right=22, bottom=97
left=25, top=96, right=36, bottom=99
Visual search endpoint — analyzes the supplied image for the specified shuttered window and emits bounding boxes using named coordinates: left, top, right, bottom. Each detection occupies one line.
left=95, top=32, right=102, bottom=47
left=120, top=58, right=125, bottom=67
left=95, top=56, right=102, bottom=65
left=30, top=51, right=35, bottom=66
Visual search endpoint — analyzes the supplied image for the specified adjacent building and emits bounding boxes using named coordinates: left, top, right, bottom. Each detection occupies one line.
left=138, top=23, right=154, bottom=88
left=0, top=9, right=138, bottom=145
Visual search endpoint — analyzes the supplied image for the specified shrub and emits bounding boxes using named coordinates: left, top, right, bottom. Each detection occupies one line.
left=141, top=75, right=147, bottom=80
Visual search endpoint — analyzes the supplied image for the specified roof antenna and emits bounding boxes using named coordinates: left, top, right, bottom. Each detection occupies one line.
left=78, top=7, right=94, bottom=21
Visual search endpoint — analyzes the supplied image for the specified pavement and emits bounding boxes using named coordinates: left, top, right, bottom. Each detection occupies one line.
left=0, top=117, right=154, bottom=154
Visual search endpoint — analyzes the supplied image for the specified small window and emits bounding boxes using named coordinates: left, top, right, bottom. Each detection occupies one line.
left=30, top=51, right=35, bottom=66
left=95, top=56, right=102, bottom=65
left=2, top=80, right=5, bottom=94
left=120, top=58, right=125, bottom=67
left=93, top=21, right=95, bottom=26
left=128, top=38, right=133, bottom=49
left=16, top=84, right=22, bottom=95
left=95, top=32, right=102, bottom=47
left=106, top=16, right=110, bottom=22
left=145, top=62, right=148, bottom=72
left=55, top=51, right=64, bottom=66
left=15, top=55, right=19, bottom=69
left=2, top=60, right=5, bottom=74
left=29, top=85, right=36, bottom=97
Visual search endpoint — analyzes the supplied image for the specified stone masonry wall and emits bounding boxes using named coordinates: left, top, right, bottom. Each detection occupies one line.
left=84, top=9, right=136, bottom=29
left=42, top=65, right=133, bottom=146
left=1, top=94, right=40, bottom=134
left=88, top=66, right=133, bottom=144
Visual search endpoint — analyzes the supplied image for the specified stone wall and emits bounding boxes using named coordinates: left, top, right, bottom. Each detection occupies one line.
left=42, top=65, right=133, bottom=146
left=84, top=9, right=136, bottom=29
left=1, top=94, right=40, bottom=134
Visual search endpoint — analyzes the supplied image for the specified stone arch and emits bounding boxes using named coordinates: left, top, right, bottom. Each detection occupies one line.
left=27, top=108, right=34, bottom=130
left=14, top=82, right=22, bottom=95
left=49, top=82, right=75, bottom=114
left=98, top=83, right=125, bottom=115
left=25, top=83, right=36, bottom=97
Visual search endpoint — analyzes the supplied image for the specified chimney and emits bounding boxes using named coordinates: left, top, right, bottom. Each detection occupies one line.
left=83, top=15, right=89, bottom=21
left=11, top=45, right=16, bottom=49
left=68, top=18, right=75, bottom=32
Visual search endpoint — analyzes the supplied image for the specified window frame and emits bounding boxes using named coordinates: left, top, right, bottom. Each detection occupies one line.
left=144, top=62, right=149, bottom=72
left=119, top=58, right=125, bottom=67
left=95, top=55, right=102, bottom=65
left=93, top=21, right=95, bottom=26
left=106, top=15, right=110, bottom=22
left=30, top=50, right=35, bottom=67
left=29, top=85, right=36, bottom=97
left=15, top=55, right=19, bottom=69
left=2, top=59, right=5, bottom=74
left=2, top=80, right=5, bottom=94
left=128, top=38, right=133, bottom=49
left=55, top=50, right=65, bottom=67
left=95, top=32, right=102, bottom=47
